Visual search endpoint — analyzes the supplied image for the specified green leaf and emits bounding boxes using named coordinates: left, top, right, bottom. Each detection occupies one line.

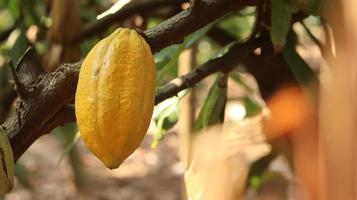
left=193, top=73, right=228, bottom=132
left=270, top=0, right=293, bottom=47
left=7, top=0, right=20, bottom=19
left=156, top=37, right=189, bottom=83
left=282, top=30, right=318, bottom=86
left=80, top=9, right=97, bottom=22
left=305, top=0, right=324, bottom=15
left=52, top=123, right=78, bottom=164
left=15, top=162, right=32, bottom=189
left=9, top=30, right=29, bottom=62
left=186, top=21, right=216, bottom=48
left=246, top=152, right=276, bottom=190
left=23, top=1, right=43, bottom=26
left=154, top=45, right=179, bottom=70
left=151, top=94, right=183, bottom=148
left=229, top=73, right=254, bottom=93
left=244, top=96, right=262, bottom=117
left=229, top=73, right=263, bottom=118
left=0, top=10, right=15, bottom=31
left=81, top=37, right=101, bottom=56
left=157, top=22, right=216, bottom=84
left=147, top=17, right=162, bottom=29
left=218, top=7, right=256, bottom=40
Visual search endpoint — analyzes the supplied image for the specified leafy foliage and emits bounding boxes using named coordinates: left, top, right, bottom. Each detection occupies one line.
left=193, top=73, right=228, bottom=132
left=270, top=0, right=293, bottom=47
left=283, top=30, right=318, bottom=86
left=151, top=95, right=181, bottom=148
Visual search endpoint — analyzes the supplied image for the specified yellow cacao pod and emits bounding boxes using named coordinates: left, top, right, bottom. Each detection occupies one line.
left=75, top=28, right=156, bottom=169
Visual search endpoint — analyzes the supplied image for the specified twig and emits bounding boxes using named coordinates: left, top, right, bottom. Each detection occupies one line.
left=155, top=39, right=259, bottom=104
left=79, top=0, right=187, bottom=41
left=300, top=21, right=323, bottom=49
left=144, top=0, right=260, bottom=52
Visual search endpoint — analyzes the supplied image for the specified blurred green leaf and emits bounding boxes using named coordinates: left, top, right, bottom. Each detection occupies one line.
left=305, top=0, right=324, bottom=15
left=186, top=21, right=216, bottom=48
left=147, top=17, right=162, bottom=29
left=162, top=111, right=179, bottom=130
left=210, top=41, right=236, bottom=60
left=34, top=41, right=47, bottom=55
left=15, top=162, right=32, bottom=189
left=246, top=152, right=276, bottom=190
left=193, top=73, right=227, bottom=132
left=0, top=10, right=15, bottom=31
left=151, top=94, right=182, bottom=148
left=156, top=41, right=185, bottom=83
left=271, top=0, right=293, bottom=47
left=244, top=96, right=262, bottom=117
left=218, top=8, right=256, bottom=40
left=7, top=0, right=20, bottom=19
left=58, top=133, right=80, bottom=164
left=283, top=30, right=318, bottom=86
left=81, top=37, right=101, bottom=56
left=80, top=9, right=97, bottom=22
left=9, top=29, right=29, bottom=61
left=230, top=73, right=263, bottom=118
left=229, top=72, right=254, bottom=93
left=157, top=22, right=216, bottom=84
left=53, top=124, right=87, bottom=188
left=52, top=123, right=78, bottom=164
left=154, top=44, right=179, bottom=70
left=23, top=1, right=43, bottom=26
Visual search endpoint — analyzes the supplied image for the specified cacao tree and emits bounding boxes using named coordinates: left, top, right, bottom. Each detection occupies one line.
left=0, top=0, right=348, bottom=199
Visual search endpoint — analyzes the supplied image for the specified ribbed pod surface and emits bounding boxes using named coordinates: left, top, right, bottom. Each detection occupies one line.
left=75, top=28, right=156, bottom=169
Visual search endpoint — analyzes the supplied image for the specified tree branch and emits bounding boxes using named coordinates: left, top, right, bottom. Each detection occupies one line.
left=1, top=0, right=262, bottom=160
left=155, top=39, right=259, bottom=104
left=79, top=0, right=187, bottom=41
left=143, top=0, right=260, bottom=52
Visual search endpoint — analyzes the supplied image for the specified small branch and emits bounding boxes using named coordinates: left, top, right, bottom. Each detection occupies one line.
left=144, top=0, right=260, bottom=52
left=155, top=39, right=259, bottom=104
left=79, top=0, right=187, bottom=41
left=300, top=21, right=323, bottom=49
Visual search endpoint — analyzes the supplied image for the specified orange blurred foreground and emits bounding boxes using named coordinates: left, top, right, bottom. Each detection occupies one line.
left=264, top=84, right=319, bottom=199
